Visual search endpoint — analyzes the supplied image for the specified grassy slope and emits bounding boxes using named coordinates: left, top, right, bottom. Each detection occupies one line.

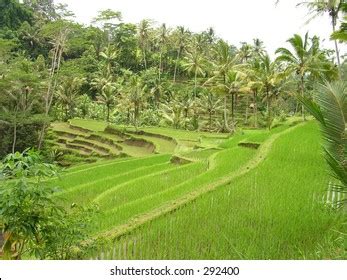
left=94, top=122, right=343, bottom=260
left=70, top=119, right=107, bottom=132
left=70, top=119, right=177, bottom=155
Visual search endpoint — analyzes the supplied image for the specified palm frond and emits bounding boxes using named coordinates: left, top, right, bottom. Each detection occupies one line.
left=299, top=81, right=347, bottom=201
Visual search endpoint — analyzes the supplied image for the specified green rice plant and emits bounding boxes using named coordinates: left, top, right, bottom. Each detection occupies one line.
left=49, top=154, right=171, bottom=191
left=91, top=122, right=344, bottom=260
left=91, top=145, right=256, bottom=235
left=58, top=162, right=173, bottom=207
left=92, top=161, right=207, bottom=232
left=94, top=162, right=206, bottom=211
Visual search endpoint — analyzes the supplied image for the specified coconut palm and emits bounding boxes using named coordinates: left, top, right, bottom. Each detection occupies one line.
left=208, top=40, right=238, bottom=131
left=252, top=38, right=266, bottom=57
left=204, top=27, right=216, bottom=44
left=275, top=33, right=328, bottom=120
left=299, top=81, right=347, bottom=208
left=198, top=92, right=223, bottom=132
left=157, top=23, right=169, bottom=82
left=224, top=70, right=248, bottom=128
left=137, top=19, right=152, bottom=69
left=173, top=26, right=189, bottom=82
left=249, top=54, right=285, bottom=129
left=91, top=75, right=118, bottom=122
left=298, top=0, right=345, bottom=66
left=96, top=83, right=118, bottom=122
left=183, top=49, right=206, bottom=98
left=100, top=45, right=119, bottom=77
left=238, top=43, right=253, bottom=63
left=126, top=75, right=147, bottom=130
left=150, top=77, right=168, bottom=108
left=56, top=77, right=83, bottom=121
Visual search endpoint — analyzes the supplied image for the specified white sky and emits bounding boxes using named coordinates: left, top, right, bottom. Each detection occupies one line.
left=58, top=0, right=346, bottom=58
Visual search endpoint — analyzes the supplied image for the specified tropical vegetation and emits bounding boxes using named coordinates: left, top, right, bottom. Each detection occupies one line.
left=0, top=0, right=346, bottom=260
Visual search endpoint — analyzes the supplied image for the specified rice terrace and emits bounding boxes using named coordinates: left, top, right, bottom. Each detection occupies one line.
left=0, top=0, right=346, bottom=260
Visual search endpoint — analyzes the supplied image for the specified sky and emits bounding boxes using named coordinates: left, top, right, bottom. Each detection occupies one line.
left=57, top=0, right=346, bottom=58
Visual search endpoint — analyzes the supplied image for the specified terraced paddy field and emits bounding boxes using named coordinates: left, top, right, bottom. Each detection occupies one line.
left=49, top=119, right=346, bottom=259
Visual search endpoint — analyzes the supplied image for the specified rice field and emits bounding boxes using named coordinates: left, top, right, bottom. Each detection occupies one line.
left=50, top=119, right=346, bottom=260
left=90, top=122, right=345, bottom=260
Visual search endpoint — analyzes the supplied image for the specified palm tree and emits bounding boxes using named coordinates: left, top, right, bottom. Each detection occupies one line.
left=96, top=83, right=117, bottom=122
left=252, top=38, right=266, bottom=57
left=204, top=27, right=216, bottom=44
left=224, top=70, right=248, bottom=128
left=238, top=43, right=253, bottom=63
left=173, top=26, right=189, bottom=82
left=91, top=76, right=117, bottom=122
left=126, top=75, right=147, bottom=130
left=198, top=92, right=222, bottom=132
left=183, top=49, right=206, bottom=98
left=157, top=23, right=169, bottom=82
left=205, top=41, right=239, bottom=131
left=298, top=0, right=345, bottom=66
left=137, top=19, right=152, bottom=69
left=249, top=54, right=284, bottom=129
left=100, top=45, right=119, bottom=77
left=150, top=77, right=168, bottom=108
left=275, top=33, right=327, bottom=120
left=180, top=93, right=196, bottom=129
left=57, top=77, right=83, bottom=121
left=299, top=81, right=347, bottom=208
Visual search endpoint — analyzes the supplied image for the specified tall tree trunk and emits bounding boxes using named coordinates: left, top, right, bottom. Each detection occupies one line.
left=107, top=105, right=110, bottom=123
left=173, top=48, right=181, bottom=82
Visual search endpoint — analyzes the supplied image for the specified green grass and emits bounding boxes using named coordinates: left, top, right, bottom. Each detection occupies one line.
left=70, top=119, right=107, bottom=132
left=89, top=122, right=344, bottom=260
left=51, top=122, right=87, bottom=136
